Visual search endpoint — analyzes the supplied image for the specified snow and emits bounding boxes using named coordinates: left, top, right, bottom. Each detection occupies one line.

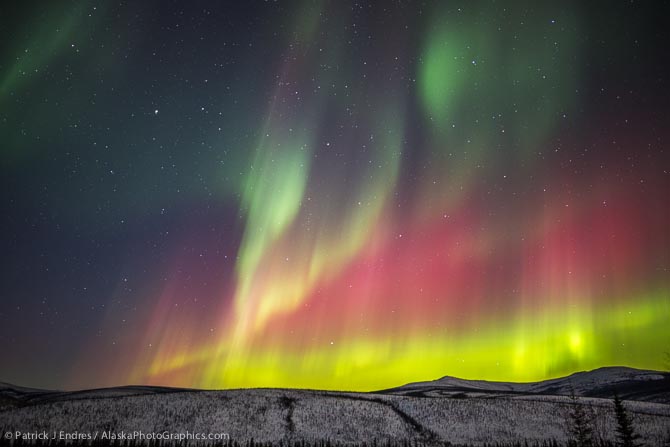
left=1, top=387, right=669, bottom=445
left=1, top=367, right=669, bottom=445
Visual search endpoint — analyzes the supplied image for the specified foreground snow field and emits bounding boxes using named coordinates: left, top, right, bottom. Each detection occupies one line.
left=1, top=367, right=669, bottom=445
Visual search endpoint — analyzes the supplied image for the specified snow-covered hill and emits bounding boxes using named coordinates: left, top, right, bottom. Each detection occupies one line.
left=383, top=366, right=670, bottom=404
left=1, top=368, right=669, bottom=445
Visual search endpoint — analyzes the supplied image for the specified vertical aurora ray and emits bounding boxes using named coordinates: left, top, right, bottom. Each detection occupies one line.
left=233, top=131, right=312, bottom=333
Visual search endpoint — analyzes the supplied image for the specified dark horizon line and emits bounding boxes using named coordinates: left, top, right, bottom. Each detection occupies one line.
left=2, top=364, right=665, bottom=395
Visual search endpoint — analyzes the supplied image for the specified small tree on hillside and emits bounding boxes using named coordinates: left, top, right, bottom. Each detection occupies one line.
left=567, top=390, right=594, bottom=447
left=613, top=393, right=640, bottom=447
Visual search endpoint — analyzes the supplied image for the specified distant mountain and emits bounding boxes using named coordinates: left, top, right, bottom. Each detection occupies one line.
left=0, top=381, right=53, bottom=394
left=382, top=366, right=670, bottom=404
left=0, top=381, right=190, bottom=407
left=0, top=381, right=57, bottom=407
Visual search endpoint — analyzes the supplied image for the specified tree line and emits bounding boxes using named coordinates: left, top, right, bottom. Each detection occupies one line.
left=566, top=392, right=641, bottom=447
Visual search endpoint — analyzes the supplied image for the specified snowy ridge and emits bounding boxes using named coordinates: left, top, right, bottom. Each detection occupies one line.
left=383, top=366, right=670, bottom=403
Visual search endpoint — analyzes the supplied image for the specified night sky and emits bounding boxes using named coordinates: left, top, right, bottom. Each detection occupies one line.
left=1, top=1, right=668, bottom=392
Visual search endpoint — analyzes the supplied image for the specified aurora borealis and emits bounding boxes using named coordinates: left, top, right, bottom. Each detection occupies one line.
left=1, top=1, right=668, bottom=392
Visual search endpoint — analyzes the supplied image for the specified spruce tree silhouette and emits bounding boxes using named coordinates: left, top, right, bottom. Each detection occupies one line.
left=613, top=393, right=640, bottom=447
left=567, top=390, right=593, bottom=447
